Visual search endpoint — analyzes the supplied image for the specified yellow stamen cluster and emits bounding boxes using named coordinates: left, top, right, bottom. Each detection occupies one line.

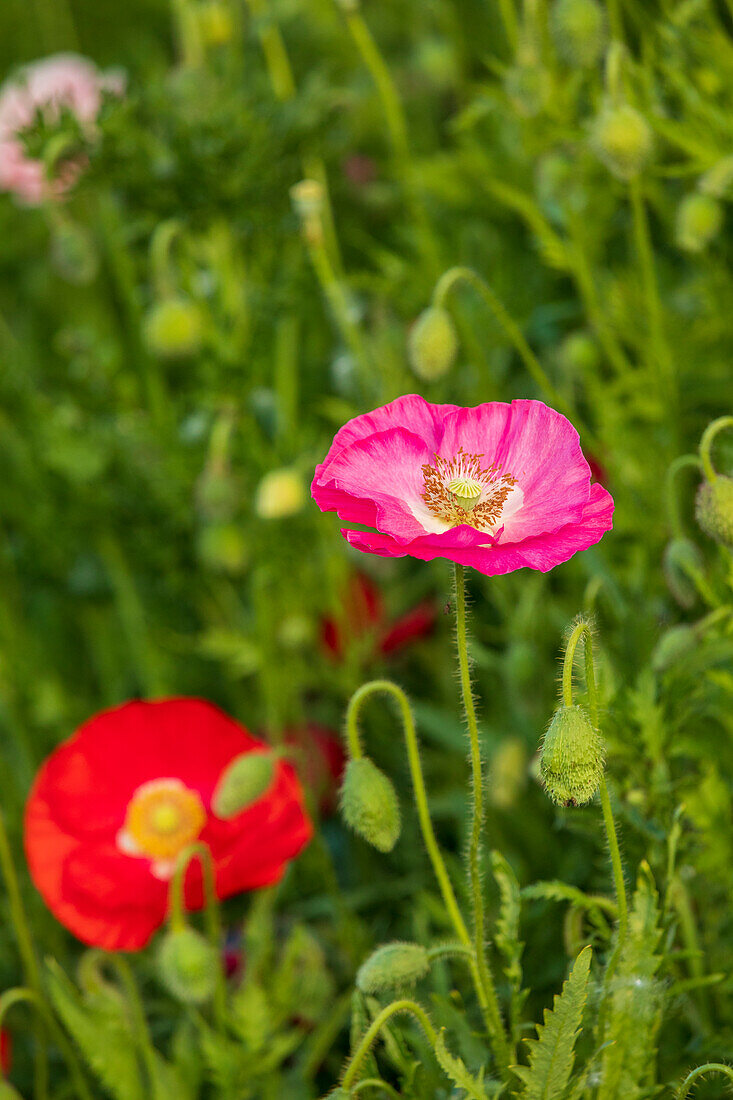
left=422, top=449, right=516, bottom=530
left=124, top=779, right=206, bottom=861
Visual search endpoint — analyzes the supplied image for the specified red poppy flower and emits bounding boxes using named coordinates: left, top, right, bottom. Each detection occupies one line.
left=25, top=698, right=312, bottom=952
left=284, top=724, right=345, bottom=816
left=1, top=1030, right=11, bottom=1073
left=321, top=572, right=436, bottom=662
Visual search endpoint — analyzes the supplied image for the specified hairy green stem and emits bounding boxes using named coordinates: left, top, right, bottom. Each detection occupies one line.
left=351, top=1079, right=402, bottom=1099
left=675, top=1064, right=733, bottom=1100
left=169, top=842, right=227, bottom=1027
left=699, top=415, right=733, bottom=483
left=453, top=566, right=512, bottom=1073
left=664, top=454, right=702, bottom=538
left=341, top=999, right=436, bottom=1089
left=629, top=177, right=674, bottom=405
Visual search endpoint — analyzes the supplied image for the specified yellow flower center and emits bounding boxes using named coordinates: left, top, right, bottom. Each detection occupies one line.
left=422, top=449, right=516, bottom=530
left=123, top=779, right=206, bottom=862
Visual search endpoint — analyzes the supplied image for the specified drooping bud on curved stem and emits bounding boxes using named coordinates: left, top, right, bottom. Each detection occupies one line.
left=356, top=942, right=430, bottom=994
left=696, top=416, right=733, bottom=550
left=540, top=704, right=604, bottom=807
left=339, top=757, right=400, bottom=852
left=158, top=926, right=219, bottom=1005
left=340, top=999, right=437, bottom=1091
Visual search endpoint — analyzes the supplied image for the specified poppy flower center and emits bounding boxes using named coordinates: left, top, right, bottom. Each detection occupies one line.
left=422, top=449, right=516, bottom=531
left=120, top=779, right=206, bottom=865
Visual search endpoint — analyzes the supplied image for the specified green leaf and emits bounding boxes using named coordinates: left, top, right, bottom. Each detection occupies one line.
left=434, top=1028, right=489, bottom=1100
left=46, top=959, right=144, bottom=1100
left=513, top=945, right=592, bottom=1100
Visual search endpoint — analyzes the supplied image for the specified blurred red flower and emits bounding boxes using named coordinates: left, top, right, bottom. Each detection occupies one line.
left=284, top=724, right=345, bottom=816
left=25, top=698, right=312, bottom=952
left=1, top=1029, right=11, bottom=1073
left=321, top=573, right=436, bottom=662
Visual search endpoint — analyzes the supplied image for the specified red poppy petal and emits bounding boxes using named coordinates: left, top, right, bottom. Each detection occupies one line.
left=381, top=601, right=436, bottom=654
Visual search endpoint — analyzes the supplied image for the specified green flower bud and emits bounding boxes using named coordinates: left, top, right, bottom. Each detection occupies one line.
left=408, top=307, right=458, bottom=381
left=158, top=927, right=219, bottom=1005
left=196, top=523, right=248, bottom=575
left=340, top=757, right=400, bottom=852
left=551, top=0, right=606, bottom=68
left=651, top=625, right=698, bottom=674
left=695, top=476, right=733, bottom=548
left=540, top=704, right=604, bottom=807
left=591, top=104, right=653, bottom=180
left=356, top=942, right=430, bottom=994
left=254, top=468, right=305, bottom=519
left=213, top=751, right=276, bottom=818
left=143, top=297, right=204, bottom=359
left=662, top=537, right=704, bottom=609
left=675, top=192, right=723, bottom=253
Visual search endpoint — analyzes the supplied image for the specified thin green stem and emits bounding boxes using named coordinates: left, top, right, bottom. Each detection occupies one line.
left=169, top=842, right=227, bottom=1027
left=562, top=622, right=628, bottom=946
left=149, top=218, right=183, bottom=299
left=434, top=267, right=587, bottom=439
left=0, top=987, right=92, bottom=1099
left=675, top=1064, right=733, bottom=1100
left=351, top=1079, right=402, bottom=1099
left=497, top=0, right=519, bottom=50
left=453, top=566, right=511, bottom=1074
left=664, top=454, right=702, bottom=538
left=99, top=955, right=160, bottom=1091
left=341, top=999, right=437, bottom=1089
left=699, top=415, right=733, bottom=483
left=304, top=222, right=371, bottom=377
left=629, top=177, right=674, bottom=404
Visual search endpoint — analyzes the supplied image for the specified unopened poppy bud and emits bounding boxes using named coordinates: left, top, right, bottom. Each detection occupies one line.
left=213, top=751, right=276, bottom=818
left=198, top=1, right=234, bottom=46
left=663, top=537, right=704, bottom=608
left=591, top=104, right=653, bottom=180
left=695, top=476, right=733, bottom=548
left=699, top=154, right=733, bottom=198
left=356, top=942, right=430, bottom=994
left=143, top=296, right=204, bottom=359
left=290, top=179, right=325, bottom=221
left=675, top=192, right=723, bottom=253
left=551, top=0, right=606, bottom=67
left=158, top=927, right=219, bottom=1004
left=408, top=307, right=458, bottom=381
left=651, top=625, right=697, bottom=673
left=340, top=757, right=400, bottom=852
left=540, top=704, right=604, bottom=807
left=254, top=468, right=305, bottom=519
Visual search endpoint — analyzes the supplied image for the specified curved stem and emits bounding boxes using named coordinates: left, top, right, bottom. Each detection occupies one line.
left=345, top=681, right=471, bottom=950
left=169, top=842, right=227, bottom=1027
left=699, top=415, right=733, bottom=483
left=341, top=999, right=436, bottom=1089
left=675, top=1063, right=733, bottom=1100
left=0, top=987, right=92, bottom=1099
left=433, top=267, right=579, bottom=432
left=664, top=454, right=702, bottom=538
left=562, top=622, right=628, bottom=948
left=351, top=1079, right=402, bottom=1099
left=149, top=218, right=183, bottom=299
left=453, top=566, right=511, bottom=1073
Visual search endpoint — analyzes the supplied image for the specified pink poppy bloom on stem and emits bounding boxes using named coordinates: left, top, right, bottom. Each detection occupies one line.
left=0, top=53, right=124, bottom=205
left=311, top=396, right=613, bottom=577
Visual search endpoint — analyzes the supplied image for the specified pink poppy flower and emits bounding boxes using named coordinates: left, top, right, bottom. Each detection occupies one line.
left=0, top=53, right=124, bottom=205
left=311, top=396, right=613, bottom=577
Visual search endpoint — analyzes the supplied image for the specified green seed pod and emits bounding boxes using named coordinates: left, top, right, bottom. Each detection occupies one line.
left=591, top=104, right=653, bottom=180
left=540, top=704, right=604, bottom=807
left=158, top=927, right=219, bottom=1005
left=408, top=307, right=458, bottom=381
left=662, top=537, right=704, bottom=609
left=356, top=942, right=430, bottom=994
left=695, top=476, right=733, bottom=548
left=651, top=625, right=698, bottom=674
left=213, top=751, right=276, bottom=818
left=254, top=468, right=305, bottom=519
left=551, top=0, right=606, bottom=68
left=675, top=192, right=723, bottom=253
left=339, top=757, right=400, bottom=852
left=143, top=296, right=204, bottom=359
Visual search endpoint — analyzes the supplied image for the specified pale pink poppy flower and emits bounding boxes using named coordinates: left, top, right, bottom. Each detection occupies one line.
left=0, top=53, right=125, bottom=205
left=311, top=395, right=614, bottom=577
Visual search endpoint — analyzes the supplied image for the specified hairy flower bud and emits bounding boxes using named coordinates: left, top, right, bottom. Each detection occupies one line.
left=356, top=942, right=430, bottom=994
left=340, top=757, right=400, bottom=852
left=213, top=751, right=276, bottom=818
left=158, top=927, right=219, bottom=1004
left=143, top=297, right=204, bottom=359
left=254, top=468, right=305, bottom=519
left=663, top=537, right=704, bottom=609
left=551, top=0, right=606, bottom=67
left=651, top=625, right=697, bottom=673
left=675, top=192, right=723, bottom=253
left=540, top=704, right=604, bottom=807
left=591, top=104, right=653, bottom=180
left=695, top=476, right=733, bottom=548
left=408, top=307, right=458, bottom=381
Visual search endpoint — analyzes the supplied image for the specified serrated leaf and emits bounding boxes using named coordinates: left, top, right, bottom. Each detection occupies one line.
left=513, top=945, right=592, bottom=1100
left=46, top=959, right=144, bottom=1100
left=434, top=1028, right=488, bottom=1100
left=522, top=881, right=617, bottom=917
